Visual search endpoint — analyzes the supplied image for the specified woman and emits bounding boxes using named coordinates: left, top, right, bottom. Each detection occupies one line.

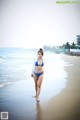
left=31, top=48, right=44, bottom=102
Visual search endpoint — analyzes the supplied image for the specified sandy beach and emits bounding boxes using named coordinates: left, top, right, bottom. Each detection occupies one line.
left=0, top=55, right=80, bottom=120
left=42, top=55, right=80, bottom=120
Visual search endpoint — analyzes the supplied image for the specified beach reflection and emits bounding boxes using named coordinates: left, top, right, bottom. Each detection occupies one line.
left=36, top=102, right=42, bottom=120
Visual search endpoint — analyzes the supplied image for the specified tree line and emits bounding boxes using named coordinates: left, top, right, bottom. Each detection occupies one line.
left=62, top=35, right=80, bottom=49
left=43, top=35, right=80, bottom=50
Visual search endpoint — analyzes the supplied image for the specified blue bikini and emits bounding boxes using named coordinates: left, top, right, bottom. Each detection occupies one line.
left=34, top=60, right=44, bottom=78
left=34, top=71, right=44, bottom=77
left=35, top=61, right=44, bottom=66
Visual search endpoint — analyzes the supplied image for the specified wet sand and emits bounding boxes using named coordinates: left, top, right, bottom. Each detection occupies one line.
left=42, top=55, right=80, bottom=120
left=0, top=55, right=80, bottom=120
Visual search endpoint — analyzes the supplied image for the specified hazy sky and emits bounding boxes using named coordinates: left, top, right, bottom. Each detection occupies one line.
left=0, top=0, right=80, bottom=48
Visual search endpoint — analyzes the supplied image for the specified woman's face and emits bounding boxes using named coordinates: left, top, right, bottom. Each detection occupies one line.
left=38, top=52, right=43, bottom=59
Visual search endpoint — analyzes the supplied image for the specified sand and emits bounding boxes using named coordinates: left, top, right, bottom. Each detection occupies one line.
left=42, top=55, right=80, bottom=120
left=0, top=55, right=80, bottom=120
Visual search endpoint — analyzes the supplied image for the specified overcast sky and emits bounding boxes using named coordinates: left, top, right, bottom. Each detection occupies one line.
left=0, top=0, right=80, bottom=48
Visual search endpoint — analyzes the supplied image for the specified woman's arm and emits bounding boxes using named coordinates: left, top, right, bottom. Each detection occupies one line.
left=31, top=58, right=36, bottom=77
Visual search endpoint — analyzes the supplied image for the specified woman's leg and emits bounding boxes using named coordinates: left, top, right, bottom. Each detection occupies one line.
left=36, top=74, right=44, bottom=102
left=33, top=73, right=38, bottom=97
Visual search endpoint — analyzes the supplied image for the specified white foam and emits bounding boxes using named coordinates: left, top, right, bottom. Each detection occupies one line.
left=0, top=81, right=14, bottom=88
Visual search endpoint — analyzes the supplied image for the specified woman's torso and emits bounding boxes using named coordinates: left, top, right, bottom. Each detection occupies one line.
left=34, top=58, right=44, bottom=73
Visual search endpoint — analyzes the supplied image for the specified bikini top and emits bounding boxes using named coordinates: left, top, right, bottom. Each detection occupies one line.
left=35, top=60, right=44, bottom=66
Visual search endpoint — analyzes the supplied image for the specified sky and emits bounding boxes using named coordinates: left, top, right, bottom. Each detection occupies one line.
left=0, top=0, right=80, bottom=48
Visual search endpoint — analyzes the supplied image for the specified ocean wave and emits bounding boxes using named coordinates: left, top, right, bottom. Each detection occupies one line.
left=0, top=81, right=15, bottom=88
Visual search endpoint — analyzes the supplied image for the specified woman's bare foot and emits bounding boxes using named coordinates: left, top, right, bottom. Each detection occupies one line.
left=36, top=99, right=40, bottom=102
left=36, top=97, right=40, bottom=102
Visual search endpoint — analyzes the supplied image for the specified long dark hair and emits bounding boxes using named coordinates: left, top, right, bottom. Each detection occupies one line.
left=38, top=48, right=44, bottom=56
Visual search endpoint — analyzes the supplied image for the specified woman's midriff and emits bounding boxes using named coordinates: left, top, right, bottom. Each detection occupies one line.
left=34, top=66, right=44, bottom=73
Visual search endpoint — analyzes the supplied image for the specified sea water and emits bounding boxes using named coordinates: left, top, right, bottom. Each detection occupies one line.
left=0, top=48, right=72, bottom=99
left=0, top=48, right=36, bottom=86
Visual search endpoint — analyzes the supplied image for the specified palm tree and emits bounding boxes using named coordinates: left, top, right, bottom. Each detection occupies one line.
left=71, top=42, right=76, bottom=49
left=77, top=35, right=80, bottom=45
left=65, top=42, right=70, bottom=49
left=76, top=35, right=80, bottom=49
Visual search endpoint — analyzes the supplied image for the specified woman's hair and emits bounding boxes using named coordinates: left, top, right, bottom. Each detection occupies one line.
left=38, top=48, right=44, bottom=56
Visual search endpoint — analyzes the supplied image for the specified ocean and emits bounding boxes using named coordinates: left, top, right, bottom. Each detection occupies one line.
left=0, top=48, right=72, bottom=98
left=0, top=48, right=36, bottom=86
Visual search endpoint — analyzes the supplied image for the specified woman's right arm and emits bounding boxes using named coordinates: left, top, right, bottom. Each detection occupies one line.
left=31, top=58, right=36, bottom=77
